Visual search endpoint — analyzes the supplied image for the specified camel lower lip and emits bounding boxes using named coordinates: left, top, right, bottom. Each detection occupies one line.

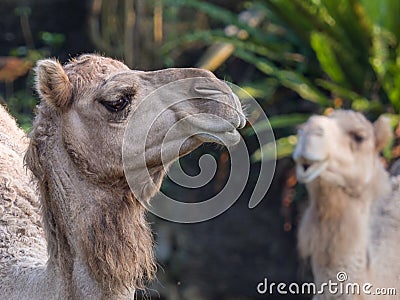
left=196, top=130, right=241, bottom=146
left=296, top=160, right=328, bottom=183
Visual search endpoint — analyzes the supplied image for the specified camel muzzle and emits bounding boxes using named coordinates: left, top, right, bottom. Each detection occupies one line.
left=293, top=119, right=329, bottom=183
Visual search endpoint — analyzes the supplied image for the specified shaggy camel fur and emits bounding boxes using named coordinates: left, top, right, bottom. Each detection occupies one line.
left=294, top=110, right=400, bottom=299
left=0, top=54, right=245, bottom=300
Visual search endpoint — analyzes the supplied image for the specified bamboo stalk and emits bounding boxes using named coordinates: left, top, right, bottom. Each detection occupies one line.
left=124, top=0, right=135, bottom=67
left=154, top=0, right=163, bottom=44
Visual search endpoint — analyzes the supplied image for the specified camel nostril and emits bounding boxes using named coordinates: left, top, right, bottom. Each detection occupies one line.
left=303, top=163, right=311, bottom=171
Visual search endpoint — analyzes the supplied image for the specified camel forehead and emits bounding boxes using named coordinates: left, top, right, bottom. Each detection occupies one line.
left=303, top=111, right=372, bottom=136
left=301, top=110, right=374, bottom=142
left=64, top=54, right=130, bottom=90
left=328, top=110, right=373, bottom=134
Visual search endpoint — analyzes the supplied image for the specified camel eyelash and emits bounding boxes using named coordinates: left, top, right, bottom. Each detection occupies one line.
left=99, top=94, right=132, bottom=113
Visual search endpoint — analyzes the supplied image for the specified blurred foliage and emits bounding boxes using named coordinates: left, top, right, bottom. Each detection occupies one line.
left=89, top=0, right=138, bottom=67
left=163, top=0, right=400, bottom=161
left=1, top=5, right=65, bottom=130
left=88, top=0, right=168, bottom=69
left=4, top=90, right=38, bottom=131
left=4, top=0, right=400, bottom=159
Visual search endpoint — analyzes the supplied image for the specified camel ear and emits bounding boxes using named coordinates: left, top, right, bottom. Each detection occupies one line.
left=35, top=59, right=72, bottom=108
left=373, top=115, right=393, bottom=152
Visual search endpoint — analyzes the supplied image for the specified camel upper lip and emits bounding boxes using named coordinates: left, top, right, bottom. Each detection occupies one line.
left=198, top=110, right=245, bottom=146
left=196, top=129, right=241, bottom=146
left=236, top=111, right=247, bottom=129
left=295, top=157, right=328, bottom=183
left=187, top=109, right=245, bottom=133
left=230, top=92, right=246, bottom=129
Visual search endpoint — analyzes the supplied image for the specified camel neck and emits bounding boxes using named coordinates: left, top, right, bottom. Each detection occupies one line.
left=299, top=164, right=391, bottom=284
left=35, top=126, right=155, bottom=299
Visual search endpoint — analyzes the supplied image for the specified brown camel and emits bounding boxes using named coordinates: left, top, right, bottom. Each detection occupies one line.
left=0, top=54, right=245, bottom=299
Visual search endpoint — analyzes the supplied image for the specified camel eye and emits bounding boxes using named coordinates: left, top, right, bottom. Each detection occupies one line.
left=100, top=96, right=131, bottom=113
left=350, top=132, right=364, bottom=143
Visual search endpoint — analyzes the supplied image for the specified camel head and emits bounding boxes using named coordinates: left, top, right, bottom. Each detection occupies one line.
left=293, top=110, right=392, bottom=189
left=31, top=54, right=245, bottom=193
left=24, top=54, right=246, bottom=294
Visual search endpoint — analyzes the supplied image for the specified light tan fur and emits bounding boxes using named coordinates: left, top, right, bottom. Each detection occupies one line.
left=0, top=54, right=245, bottom=299
left=294, top=110, right=400, bottom=299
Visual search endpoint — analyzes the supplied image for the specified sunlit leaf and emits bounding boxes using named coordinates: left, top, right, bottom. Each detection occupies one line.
left=252, top=135, right=298, bottom=161
left=311, top=32, right=346, bottom=85
left=235, top=50, right=329, bottom=105
left=244, top=114, right=308, bottom=136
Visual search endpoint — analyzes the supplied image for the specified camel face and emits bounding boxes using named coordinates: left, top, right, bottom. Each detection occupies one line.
left=35, top=54, right=245, bottom=185
left=293, top=110, right=392, bottom=186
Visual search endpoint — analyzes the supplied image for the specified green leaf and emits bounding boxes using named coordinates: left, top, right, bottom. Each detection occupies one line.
left=268, top=114, right=309, bottom=129
left=361, top=0, right=400, bottom=40
left=277, top=70, right=330, bottom=105
left=235, top=50, right=330, bottom=105
left=244, top=114, right=308, bottom=136
left=311, top=32, right=346, bottom=85
left=39, top=32, right=65, bottom=48
left=315, top=79, right=379, bottom=110
left=252, top=135, right=298, bottom=161
left=239, top=79, right=279, bottom=100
